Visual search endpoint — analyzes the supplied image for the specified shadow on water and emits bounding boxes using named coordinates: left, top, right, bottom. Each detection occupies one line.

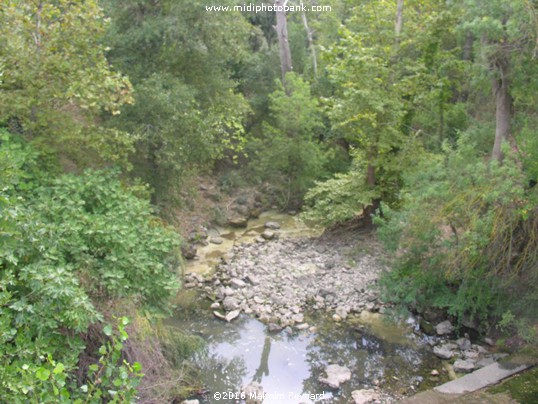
left=168, top=296, right=445, bottom=404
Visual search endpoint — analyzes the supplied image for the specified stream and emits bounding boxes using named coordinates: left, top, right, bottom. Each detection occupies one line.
left=168, top=212, right=447, bottom=403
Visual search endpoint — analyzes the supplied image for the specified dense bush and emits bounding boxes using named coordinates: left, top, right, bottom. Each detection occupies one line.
left=0, top=131, right=180, bottom=400
left=247, top=73, right=328, bottom=207
left=377, top=136, right=538, bottom=330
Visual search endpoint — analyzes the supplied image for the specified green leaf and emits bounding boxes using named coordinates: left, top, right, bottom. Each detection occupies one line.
left=103, top=324, right=113, bottom=336
left=35, top=367, right=51, bottom=381
left=53, top=363, right=65, bottom=374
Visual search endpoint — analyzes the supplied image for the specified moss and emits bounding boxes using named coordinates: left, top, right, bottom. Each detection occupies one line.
left=488, top=366, right=538, bottom=403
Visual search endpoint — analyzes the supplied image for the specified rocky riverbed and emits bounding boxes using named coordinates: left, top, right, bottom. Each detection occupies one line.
left=181, top=220, right=510, bottom=403
left=185, top=226, right=387, bottom=330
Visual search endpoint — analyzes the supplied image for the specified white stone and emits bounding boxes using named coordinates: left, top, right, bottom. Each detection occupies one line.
left=453, top=359, right=476, bottom=373
left=209, top=236, right=223, bottom=245
left=435, top=320, right=455, bottom=335
left=291, top=313, right=304, bottom=323
left=335, top=306, right=349, bottom=320
left=456, top=337, right=472, bottom=351
left=433, top=345, right=455, bottom=360
left=230, top=278, right=246, bottom=289
left=319, top=364, right=351, bottom=388
left=351, top=389, right=380, bottom=404
left=213, top=311, right=226, bottom=320
left=261, top=230, right=276, bottom=240
left=225, top=309, right=240, bottom=322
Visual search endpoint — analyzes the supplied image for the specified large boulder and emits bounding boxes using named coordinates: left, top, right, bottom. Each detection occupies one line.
left=319, top=364, right=351, bottom=388
left=261, top=230, right=276, bottom=240
left=435, top=320, right=455, bottom=335
left=453, top=359, right=476, bottom=373
left=433, top=345, right=456, bottom=360
left=209, top=236, right=223, bottom=245
left=227, top=215, right=248, bottom=228
left=225, top=309, right=241, bottom=322
left=351, top=389, right=380, bottom=404
left=456, top=337, right=472, bottom=351
left=222, top=296, right=240, bottom=311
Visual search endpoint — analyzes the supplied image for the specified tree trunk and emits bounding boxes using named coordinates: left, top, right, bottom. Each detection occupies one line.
left=395, top=0, right=404, bottom=37
left=275, top=0, right=292, bottom=82
left=301, top=9, right=317, bottom=78
left=491, top=57, right=511, bottom=163
left=362, top=149, right=380, bottom=227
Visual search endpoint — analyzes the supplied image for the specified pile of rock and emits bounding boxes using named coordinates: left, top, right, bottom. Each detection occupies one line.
left=430, top=320, right=504, bottom=375
left=192, top=227, right=387, bottom=330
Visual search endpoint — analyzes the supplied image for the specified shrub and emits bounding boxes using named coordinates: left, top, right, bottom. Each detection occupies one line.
left=0, top=131, right=181, bottom=400
left=377, top=135, right=538, bottom=328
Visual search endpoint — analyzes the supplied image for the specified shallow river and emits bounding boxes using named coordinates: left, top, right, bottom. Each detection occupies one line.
left=169, top=213, right=446, bottom=403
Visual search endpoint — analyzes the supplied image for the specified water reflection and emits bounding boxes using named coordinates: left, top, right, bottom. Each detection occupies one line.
left=253, top=337, right=271, bottom=383
left=168, top=304, right=443, bottom=404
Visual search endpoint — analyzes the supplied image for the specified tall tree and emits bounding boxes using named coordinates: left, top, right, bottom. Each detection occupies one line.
left=395, top=0, right=404, bottom=37
left=0, top=0, right=133, bottom=166
left=461, top=0, right=538, bottom=162
left=101, top=0, right=253, bottom=201
left=301, top=8, right=318, bottom=77
left=275, top=0, right=293, bottom=81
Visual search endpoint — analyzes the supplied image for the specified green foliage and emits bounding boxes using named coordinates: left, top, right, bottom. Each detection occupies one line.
left=28, top=169, right=181, bottom=313
left=248, top=73, right=328, bottom=207
left=102, top=0, right=253, bottom=200
left=0, top=133, right=180, bottom=400
left=377, top=135, right=538, bottom=327
left=6, top=318, right=143, bottom=403
left=305, top=0, right=453, bottom=224
left=0, top=0, right=134, bottom=166
left=83, top=317, right=144, bottom=403
left=303, top=152, right=378, bottom=225
left=518, top=120, right=538, bottom=183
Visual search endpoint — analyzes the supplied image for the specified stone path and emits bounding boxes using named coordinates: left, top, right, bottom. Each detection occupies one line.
left=434, top=362, right=531, bottom=395
left=401, top=361, right=533, bottom=404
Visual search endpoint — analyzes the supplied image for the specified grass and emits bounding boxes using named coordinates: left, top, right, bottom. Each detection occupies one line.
left=488, top=366, right=538, bottom=403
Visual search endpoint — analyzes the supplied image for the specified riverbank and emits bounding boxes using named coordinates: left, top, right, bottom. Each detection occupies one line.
left=178, top=215, right=534, bottom=403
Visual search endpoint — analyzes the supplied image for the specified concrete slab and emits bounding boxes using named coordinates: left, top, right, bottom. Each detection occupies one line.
left=400, top=389, right=516, bottom=404
left=434, top=362, right=531, bottom=395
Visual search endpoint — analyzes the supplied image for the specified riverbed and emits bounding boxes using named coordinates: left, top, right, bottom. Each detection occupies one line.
left=170, top=213, right=447, bottom=403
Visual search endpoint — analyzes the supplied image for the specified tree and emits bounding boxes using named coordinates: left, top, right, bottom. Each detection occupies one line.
left=101, top=0, right=253, bottom=201
left=395, top=0, right=404, bottom=38
left=249, top=73, right=326, bottom=207
left=274, top=0, right=293, bottom=82
left=305, top=1, right=414, bottom=224
left=461, top=0, right=538, bottom=162
left=301, top=8, right=318, bottom=77
left=0, top=0, right=133, bottom=166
